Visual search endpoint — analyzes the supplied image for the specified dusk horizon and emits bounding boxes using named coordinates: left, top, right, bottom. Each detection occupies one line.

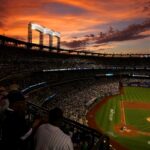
left=0, top=0, right=149, bottom=54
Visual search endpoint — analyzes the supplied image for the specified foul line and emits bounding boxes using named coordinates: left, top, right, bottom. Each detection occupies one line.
left=120, top=100, right=126, bottom=125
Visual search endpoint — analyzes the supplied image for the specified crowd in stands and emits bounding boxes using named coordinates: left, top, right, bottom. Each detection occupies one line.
left=27, top=78, right=119, bottom=125
left=4, top=77, right=150, bottom=128
left=20, top=77, right=150, bottom=127
left=0, top=48, right=98, bottom=79
left=0, top=84, right=111, bottom=150
left=0, top=46, right=149, bottom=80
left=122, top=78, right=150, bottom=86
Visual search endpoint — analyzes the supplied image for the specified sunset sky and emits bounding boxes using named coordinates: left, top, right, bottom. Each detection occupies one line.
left=0, top=0, right=149, bottom=54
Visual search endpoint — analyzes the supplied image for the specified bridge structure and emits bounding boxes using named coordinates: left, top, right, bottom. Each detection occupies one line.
left=0, top=34, right=149, bottom=58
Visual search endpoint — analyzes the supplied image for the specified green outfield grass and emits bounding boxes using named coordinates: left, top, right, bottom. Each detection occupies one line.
left=95, top=86, right=150, bottom=150
left=123, top=87, right=150, bottom=102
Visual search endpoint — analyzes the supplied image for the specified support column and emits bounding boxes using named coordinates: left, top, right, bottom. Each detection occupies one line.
left=28, top=23, right=32, bottom=43
left=49, top=35, right=53, bottom=49
left=57, top=37, right=60, bottom=49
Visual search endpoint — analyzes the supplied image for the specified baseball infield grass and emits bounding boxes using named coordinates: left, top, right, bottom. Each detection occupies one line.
left=95, top=87, right=150, bottom=150
left=125, top=109, right=150, bottom=132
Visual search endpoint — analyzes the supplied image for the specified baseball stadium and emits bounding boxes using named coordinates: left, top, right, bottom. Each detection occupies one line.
left=0, top=33, right=149, bottom=150
left=0, top=1, right=150, bottom=149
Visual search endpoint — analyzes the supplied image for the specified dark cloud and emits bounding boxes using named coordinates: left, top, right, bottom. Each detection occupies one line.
left=43, top=2, right=88, bottom=16
left=84, top=34, right=95, bottom=38
left=83, top=18, right=148, bottom=31
left=72, top=36, right=78, bottom=39
left=62, top=19, right=150, bottom=49
left=62, top=39, right=88, bottom=48
left=96, top=19, right=150, bottom=43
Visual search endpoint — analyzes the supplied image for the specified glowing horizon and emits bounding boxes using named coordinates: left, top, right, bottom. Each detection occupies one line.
left=0, top=0, right=149, bottom=54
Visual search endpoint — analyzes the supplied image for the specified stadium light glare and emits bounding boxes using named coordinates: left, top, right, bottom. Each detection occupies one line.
left=44, top=28, right=53, bottom=35
left=28, top=22, right=61, bottom=48
left=30, top=23, right=60, bottom=37
left=31, top=23, right=45, bottom=33
left=53, top=31, right=61, bottom=37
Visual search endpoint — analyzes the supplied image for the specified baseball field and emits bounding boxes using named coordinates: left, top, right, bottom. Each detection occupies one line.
left=87, top=86, right=150, bottom=150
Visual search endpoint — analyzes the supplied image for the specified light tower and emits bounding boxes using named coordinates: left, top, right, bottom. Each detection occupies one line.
left=28, top=22, right=61, bottom=50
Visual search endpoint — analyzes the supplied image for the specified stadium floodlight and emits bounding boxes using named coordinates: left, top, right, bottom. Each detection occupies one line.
left=44, top=28, right=53, bottom=35
left=29, top=22, right=61, bottom=37
left=28, top=22, right=61, bottom=48
left=53, top=31, right=61, bottom=37
left=31, top=23, right=45, bottom=33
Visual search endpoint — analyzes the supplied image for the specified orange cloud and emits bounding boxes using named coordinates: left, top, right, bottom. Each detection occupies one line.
left=0, top=0, right=149, bottom=53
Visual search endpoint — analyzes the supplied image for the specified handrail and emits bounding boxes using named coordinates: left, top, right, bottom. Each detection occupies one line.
left=0, top=34, right=149, bottom=58
left=27, top=101, right=101, bottom=137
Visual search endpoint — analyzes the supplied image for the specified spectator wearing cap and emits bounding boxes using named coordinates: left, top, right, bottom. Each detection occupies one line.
left=34, top=107, right=74, bottom=150
left=1, top=90, right=40, bottom=150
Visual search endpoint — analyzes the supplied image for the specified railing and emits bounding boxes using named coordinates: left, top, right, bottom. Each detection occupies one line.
left=26, top=102, right=111, bottom=150
left=0, top=35, right=150, bottom=58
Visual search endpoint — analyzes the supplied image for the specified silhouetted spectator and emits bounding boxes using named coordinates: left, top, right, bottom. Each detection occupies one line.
left=1, top=90, right=40, bottom=150
left=34, top=107, right=74, bottom=150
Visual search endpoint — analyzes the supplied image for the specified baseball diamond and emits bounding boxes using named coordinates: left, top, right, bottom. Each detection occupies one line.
left=87, top=86, right=150, bottom=150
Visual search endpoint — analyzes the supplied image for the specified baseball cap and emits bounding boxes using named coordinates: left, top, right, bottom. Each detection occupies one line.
left=7, top=90, right=25, bottom=104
